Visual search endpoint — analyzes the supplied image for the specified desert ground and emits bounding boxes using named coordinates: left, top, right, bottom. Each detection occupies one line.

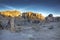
left=0, top=21, right=60, bottom=40
left=0, top=12, right=60, bottom=40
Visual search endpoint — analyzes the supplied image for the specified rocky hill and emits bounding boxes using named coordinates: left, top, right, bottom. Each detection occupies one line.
left=0, top=10, right=60, bottom=30
left=0, top=10, right=60, bottom=40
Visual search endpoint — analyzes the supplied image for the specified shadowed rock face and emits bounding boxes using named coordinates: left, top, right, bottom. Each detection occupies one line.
left=0, top=23, right=3, bottom=29
left=45, top=17, right=60, bottom=23
left=55, top=17, right=60, bottom=22
left=45, top=17, right=54, bottom=22
left=45, top=14, right=54, bottom=22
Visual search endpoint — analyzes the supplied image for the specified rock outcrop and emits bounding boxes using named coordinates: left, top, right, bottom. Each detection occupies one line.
left=22, top=12, right=45, bottom=22
left=45, top=14, right=54, bottom=22
left=0, top=10, right=21, bottom=17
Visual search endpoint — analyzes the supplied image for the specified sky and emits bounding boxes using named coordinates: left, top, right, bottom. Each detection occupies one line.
left=0, top=0, right=60, bottom=16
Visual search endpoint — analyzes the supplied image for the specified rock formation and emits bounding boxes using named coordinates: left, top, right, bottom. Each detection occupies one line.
left=22, top=12, right=45, bottom=23
left=45, top=14, right=54, bottom=22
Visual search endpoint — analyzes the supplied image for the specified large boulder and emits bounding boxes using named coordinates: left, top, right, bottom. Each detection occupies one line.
left=45, top=14, right=54, bottom=22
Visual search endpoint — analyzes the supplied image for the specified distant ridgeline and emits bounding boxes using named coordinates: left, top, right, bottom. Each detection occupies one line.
left=0, top=10, right=21, bottom=17
left=0, top=10, right=60, bottom=30
left=0, top=10, right=45, bottom=21
left=0, top=10, right=60, bottom=22
left=22, top=12, right=45, bottom=21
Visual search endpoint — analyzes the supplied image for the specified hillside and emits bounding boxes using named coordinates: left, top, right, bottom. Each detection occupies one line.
left=0, top=10, right=60, bottom=40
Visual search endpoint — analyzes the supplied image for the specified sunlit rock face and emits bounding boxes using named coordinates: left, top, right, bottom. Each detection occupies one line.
left=0, top=10, right=21, bottom=17
left=35, top=13, right=45, bottom=21
left=0, top=10, right=45, bottom=20
left=22, top=12, right=45, bottom=21
left=0, top=10, right=21, bottom=31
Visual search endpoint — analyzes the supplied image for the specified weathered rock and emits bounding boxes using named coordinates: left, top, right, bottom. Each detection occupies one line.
left=45, top=14, right=54, bottom=22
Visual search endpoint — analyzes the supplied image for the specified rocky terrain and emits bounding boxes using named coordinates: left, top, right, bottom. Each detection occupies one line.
left=0, top=21, right=60, bottom=40
left=0, top=11, right=60, bottom=40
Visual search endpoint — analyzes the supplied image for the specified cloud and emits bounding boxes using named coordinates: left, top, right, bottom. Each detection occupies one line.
left=0, top=4, right=16, bottom=10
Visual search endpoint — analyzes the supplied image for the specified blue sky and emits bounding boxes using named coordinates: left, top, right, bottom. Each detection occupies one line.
left=0, top=0, right=60, bottom=16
